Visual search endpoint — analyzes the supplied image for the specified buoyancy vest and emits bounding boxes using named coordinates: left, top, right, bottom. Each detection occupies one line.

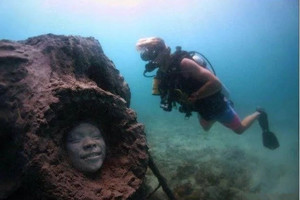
left=159, top=49, right=228, bottom=120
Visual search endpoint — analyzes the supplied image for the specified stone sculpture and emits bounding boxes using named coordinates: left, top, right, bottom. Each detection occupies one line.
left=0, top=34, right=148, bottom=200
left=66, top=122, right=107, bottom=173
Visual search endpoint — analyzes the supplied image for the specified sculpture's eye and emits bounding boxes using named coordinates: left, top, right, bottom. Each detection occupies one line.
left=67, top=133, right=82, bottom=143
left=67, top=138, right=81, bottom=143
left=92, top=136, right=102, bottom=140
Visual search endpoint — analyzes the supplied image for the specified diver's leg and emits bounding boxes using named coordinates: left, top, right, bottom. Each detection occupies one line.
left=198, top=113, right=215, bottom=131
left=217, top=103, right=260, bottom=134
left=233, top=111, right=260, bottom=134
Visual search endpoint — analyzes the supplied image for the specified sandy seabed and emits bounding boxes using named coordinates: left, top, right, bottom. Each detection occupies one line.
left=140, top=112, right=298, bottom=200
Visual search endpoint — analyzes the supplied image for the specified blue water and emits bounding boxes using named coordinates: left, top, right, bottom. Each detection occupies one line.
left=0, top=0, right=298, bottom=199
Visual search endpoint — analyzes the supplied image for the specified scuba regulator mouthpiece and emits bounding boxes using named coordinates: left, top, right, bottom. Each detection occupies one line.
left=143, top=61, right=159, bottom=77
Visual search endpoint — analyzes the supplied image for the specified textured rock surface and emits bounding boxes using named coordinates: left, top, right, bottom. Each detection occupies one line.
left=0, top=34, right=148, bottom=200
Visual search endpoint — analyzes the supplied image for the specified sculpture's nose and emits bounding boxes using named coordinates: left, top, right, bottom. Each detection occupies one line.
left=82, top=137, right=97, bottom=150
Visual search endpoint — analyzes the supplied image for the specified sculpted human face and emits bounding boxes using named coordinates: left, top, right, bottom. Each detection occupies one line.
left=66, top=123, right=106, bottom=173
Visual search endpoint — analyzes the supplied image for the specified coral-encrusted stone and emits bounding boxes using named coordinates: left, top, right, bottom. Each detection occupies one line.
left=0, top=34, right=148, bottom=200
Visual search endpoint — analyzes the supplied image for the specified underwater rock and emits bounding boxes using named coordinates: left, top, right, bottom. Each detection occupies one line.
left=0, top=34, right=148, bottom=200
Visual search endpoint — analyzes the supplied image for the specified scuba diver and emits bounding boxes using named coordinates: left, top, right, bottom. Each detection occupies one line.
left=136, top=37, right=279, bottom=150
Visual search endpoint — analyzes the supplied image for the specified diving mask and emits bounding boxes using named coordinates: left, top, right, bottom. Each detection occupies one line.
left=140, top=47, right=161, bottom=61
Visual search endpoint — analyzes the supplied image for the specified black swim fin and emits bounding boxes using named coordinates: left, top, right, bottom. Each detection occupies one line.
left=262, top=131, right=280, bottom=150
left=257, top=108, right=269, bottom=131
left=257, top=108, right=280, bottom=150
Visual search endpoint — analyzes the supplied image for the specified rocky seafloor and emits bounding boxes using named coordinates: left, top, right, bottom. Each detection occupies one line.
left=140, top=113, right=298, bottom=200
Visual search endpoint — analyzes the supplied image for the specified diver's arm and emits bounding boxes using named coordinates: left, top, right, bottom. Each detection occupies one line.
left=180, top=58, right=222, bottom=102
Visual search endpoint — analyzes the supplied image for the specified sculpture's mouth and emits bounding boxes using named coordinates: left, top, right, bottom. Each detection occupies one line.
left=81, top=152, right=102, bottom=160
